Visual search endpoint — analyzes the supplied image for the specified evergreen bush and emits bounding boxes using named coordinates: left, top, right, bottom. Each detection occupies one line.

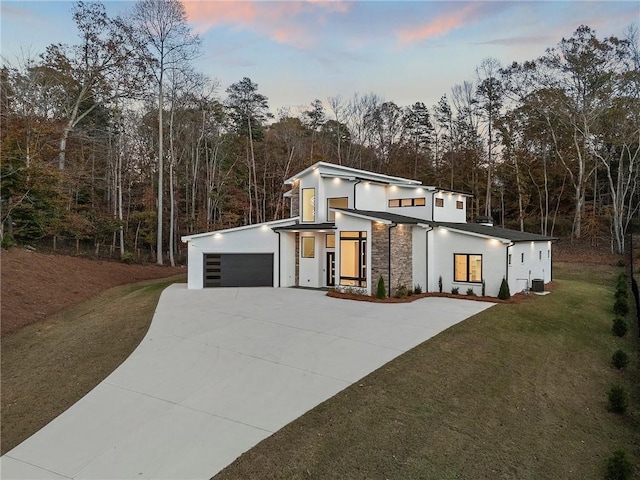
left=414, top=284, right=422, bottom=294
left=612, top=318, right=629, bottom=337
left=396, top=284, right=408, bottom=298
left=451, top=287, right=459, bottom=295
left=466, top=287, right=475, bottom=296
left=614, top=288, right=628, bottom=300
left=1, top=233, right=15, bottom=250
left=376, top=275, right=386, bottom=300
left=438, top=276, right=443, bottom=293
left=607, top=385, right=629, bottom=414
left=611, top=350, right=629, bottom=370
left=498, top=277, right=511, bottom=300
left=613, top=297, right=629, bottom=316
left=605, top=450, right=633, bottom=480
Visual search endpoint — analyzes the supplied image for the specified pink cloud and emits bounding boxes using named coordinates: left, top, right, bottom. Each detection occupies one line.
left=182, top=0, right=349, bottom=48
left=397, top=3, right=483, bottom=44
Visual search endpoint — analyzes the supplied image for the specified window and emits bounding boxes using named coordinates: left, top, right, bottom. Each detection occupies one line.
left=302, top=188, right=315, bottom=222
left=435, top=197, right=444, bottom=207
left=301, top=237, right=315, bottom=258
left=454, top=254, right=482, bottom=283
left=521, top=253, right=524, bottom=263
left=456, top=201, right=464, bottom=209
left=340, top=231, right=367, bottom=287
left=539, top=250, right=542, bottom=260
left=327, top=197, right=348, bottom=221
left=388, top=197, right=426, bottom=208
left=326, top=234, right=335, bottom=248
left=548, top=249, right=550, bottom=259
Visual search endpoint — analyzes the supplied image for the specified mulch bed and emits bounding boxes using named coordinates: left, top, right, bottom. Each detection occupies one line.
left=326, top=289, right=532, bottom=304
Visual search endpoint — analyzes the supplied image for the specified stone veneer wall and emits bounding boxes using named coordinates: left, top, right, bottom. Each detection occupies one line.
left=291, top=182, right=300, bottom=217
left=370, top=223, right=413, bottom=296
left=371, top=223, right=389, bottom=293
left=391, top=225, right=413, bottom=293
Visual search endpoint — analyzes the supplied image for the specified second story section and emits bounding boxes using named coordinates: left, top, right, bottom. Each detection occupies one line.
left=284, top=162, right=470, bottom=224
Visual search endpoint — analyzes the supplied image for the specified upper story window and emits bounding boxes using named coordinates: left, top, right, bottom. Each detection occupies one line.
left=388, top=197, right=426, bottom=208
left=435, top=198, right=444, bottom=207
left=302, top=188, right=315, bottom=222
left=456, top=201, right=464, bottom=209
left=327, top=197, right=348, bottom=221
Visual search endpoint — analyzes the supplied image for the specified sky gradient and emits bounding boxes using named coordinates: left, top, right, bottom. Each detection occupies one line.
left=2, top=1, right=639, bottom=115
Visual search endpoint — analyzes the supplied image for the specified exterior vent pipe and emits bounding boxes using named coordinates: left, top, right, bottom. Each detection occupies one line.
left=474, top=216, right=494, bottom=227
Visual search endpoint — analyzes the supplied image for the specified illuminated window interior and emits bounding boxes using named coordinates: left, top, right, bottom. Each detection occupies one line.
left=435, top=198, right=444, bottom=207
left=339, top=231, right=367, bottom=287
left=327, top=197, right=348, bottom=221
left=302, top=188, right=315, bottom=222
left=454, top=254, right=482, bottom=282
left=301, top=237, right=315, bottom=258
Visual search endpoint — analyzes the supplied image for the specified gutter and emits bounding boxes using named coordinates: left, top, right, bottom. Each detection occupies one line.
left=388, top=223, right=397, bottom=297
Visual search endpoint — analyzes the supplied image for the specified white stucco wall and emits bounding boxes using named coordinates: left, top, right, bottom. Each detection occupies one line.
left=507, top=241, right=553, bottom=294
left=412, top=226, right=427, bottom=291
left=320, top=177, right=354, bottom=222
left=430, top=227, right=508, bottom=297
left=298, top=232, right=322, bottom=288
left=355, top=183, right=387, bottom=211
left=432, top=192, right=467, bottom=223
left=385, top=186, right=432, bottom=221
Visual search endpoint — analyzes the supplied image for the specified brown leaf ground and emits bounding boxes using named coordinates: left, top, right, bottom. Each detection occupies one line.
left=1, top=247, right=183, bottom=336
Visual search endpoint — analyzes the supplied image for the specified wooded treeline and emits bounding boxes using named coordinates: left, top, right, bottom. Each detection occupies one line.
left=1, top=0, right=639, bottom=264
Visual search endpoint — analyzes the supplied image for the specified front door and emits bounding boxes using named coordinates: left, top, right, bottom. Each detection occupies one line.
left=326, top=251, right=335, bottom=287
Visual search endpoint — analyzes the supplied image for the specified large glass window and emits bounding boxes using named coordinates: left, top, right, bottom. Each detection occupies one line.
left=454, top=254, right=482, bottom=283
left=301, top=237, right=315, bottom=258
left=435, top=197, right=444, bottom=207
left=339, top=231, right=367, bottom=287
left=388, top=197, right=426, bottom=208
left=327, top=197, right=348, bottom=221
left=302, top=188, right=315, bottom=222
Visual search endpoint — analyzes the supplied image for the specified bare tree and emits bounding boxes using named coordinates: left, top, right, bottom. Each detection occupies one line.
left=131, top=0, right=200, bottom=265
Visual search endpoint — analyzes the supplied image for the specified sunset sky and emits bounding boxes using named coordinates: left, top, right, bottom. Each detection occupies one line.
left=2, top=1, right=639, bottom=115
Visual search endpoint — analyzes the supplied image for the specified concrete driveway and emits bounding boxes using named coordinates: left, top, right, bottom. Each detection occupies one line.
left=2, top=286, right=494, bottom=479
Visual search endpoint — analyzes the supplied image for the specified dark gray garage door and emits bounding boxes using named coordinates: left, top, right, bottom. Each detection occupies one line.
left=204, top=253, right=274, bottom=287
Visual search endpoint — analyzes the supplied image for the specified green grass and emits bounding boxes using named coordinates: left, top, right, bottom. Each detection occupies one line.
left=1, top=275, right=185, bottom=454
left=214, top=263, right=639, bottom=479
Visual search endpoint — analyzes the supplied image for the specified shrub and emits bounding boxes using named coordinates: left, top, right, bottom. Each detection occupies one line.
left=498, top=277, right=511, bottom=300
left=612, top=318, right=629, bottom=337
left=1, top=233, right=15, bottom=250
left=451, top=287, right=459, bottom=295
left=614, top=288, right=628, bottom=300
left=466, top=287, right=475, bottom=296
left=438, top=276, right=443, bottom=293
left=607, top=385, right=629, bottom=414
left=120, top=251, right=135, bottom=264
left=481, top=280, right=486, bottom=297
left=613, top=297, right=629, bottom=316
left=611, top=350, right=629, bottom=370
left=605, top=450, right=634, bottom=480
left=376, top=275, right=386, bottom=300
left=395, top=284, right=408, bottom=298
left=616, top=273, right=628, bottom=290
left=414, top=284, right=422, bottom=294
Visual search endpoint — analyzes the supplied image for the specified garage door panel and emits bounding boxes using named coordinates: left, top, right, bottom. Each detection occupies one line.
left=204, top=254, right=273, bottom=287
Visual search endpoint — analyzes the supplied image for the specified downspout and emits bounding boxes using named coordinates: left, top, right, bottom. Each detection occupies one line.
left=388, top=223, right=397, bottom=297
left=425, top=226, right=433, bottom=292
left=276, top=231, right=282, bottom=287
left=506, top=242, right=514, bottom=287
left=431, top=191, right=436, bottom=220
left=353, top=179, right=362, bottom=210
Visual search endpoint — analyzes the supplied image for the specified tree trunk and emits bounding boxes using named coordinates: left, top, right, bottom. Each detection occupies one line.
left=156, top=72, right=164, bottom=265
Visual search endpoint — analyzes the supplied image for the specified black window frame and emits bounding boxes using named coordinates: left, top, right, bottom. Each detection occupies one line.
left=339, top=231, right=367, bottom=288
left=435, top=197, right=444, bottom=207
left=388, top=197, right=427, bottom=208
left=453, top=253, right=483, bottom=283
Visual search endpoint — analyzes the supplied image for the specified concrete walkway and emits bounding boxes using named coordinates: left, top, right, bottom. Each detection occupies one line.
left=2, top=286, right=494, bottom=479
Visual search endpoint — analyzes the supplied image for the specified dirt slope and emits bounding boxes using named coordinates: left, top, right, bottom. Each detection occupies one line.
left=0, top=248, right=183, bottom=336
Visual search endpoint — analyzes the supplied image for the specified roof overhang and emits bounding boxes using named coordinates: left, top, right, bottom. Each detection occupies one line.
left=272, top=222, right=337, bottom=232
left=181, top=217, right=299, bottom=242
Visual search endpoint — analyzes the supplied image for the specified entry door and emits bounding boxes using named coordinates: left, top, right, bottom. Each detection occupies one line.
left=326, top=251, right=336, bottom=287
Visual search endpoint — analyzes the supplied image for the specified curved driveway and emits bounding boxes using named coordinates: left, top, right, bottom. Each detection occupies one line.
left=2, top=286, right=493, bottom=479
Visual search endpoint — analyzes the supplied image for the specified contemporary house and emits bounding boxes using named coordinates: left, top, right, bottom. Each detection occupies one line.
left=182, top=162, right=555, bottom=297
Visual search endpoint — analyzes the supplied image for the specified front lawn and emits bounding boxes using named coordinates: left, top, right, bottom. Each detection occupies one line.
left=214, top=262, right=639, bottom=479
